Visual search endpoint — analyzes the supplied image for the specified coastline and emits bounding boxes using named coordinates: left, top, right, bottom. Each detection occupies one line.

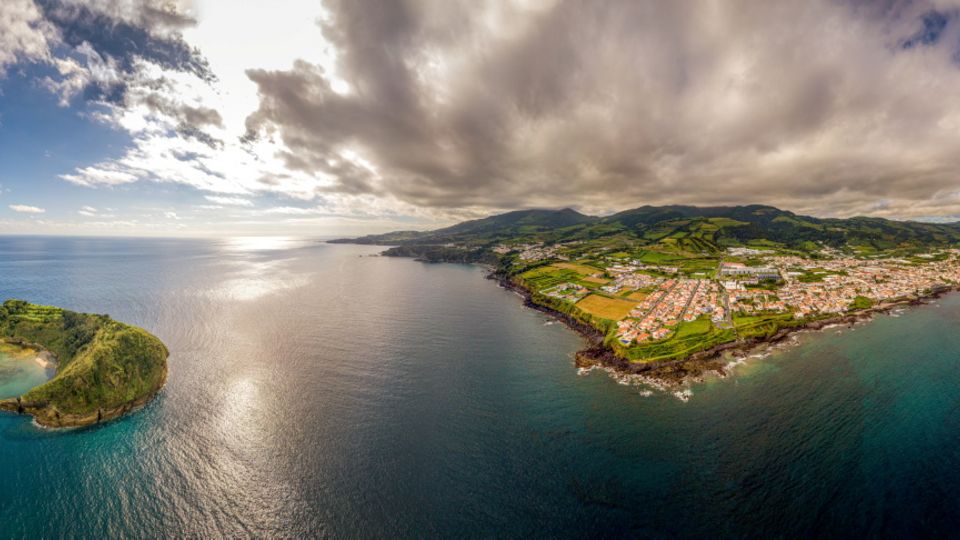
left=0, top=363, right=168, bottom=429
left=0, top=339, right=169, bottom=429
left=33, top=350, right=56, bottom=370
left=490, top=271, right=956, bottom=389
left=0, top=339, right=59, bottom=370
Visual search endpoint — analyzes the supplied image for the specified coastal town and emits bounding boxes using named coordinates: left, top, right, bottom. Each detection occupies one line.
left=510, top=244, right=960, bottom=358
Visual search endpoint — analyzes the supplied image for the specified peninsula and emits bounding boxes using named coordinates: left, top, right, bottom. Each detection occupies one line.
left=333, top=205, right=960, bottom=383
left=0, top=300, right=168, bottom=428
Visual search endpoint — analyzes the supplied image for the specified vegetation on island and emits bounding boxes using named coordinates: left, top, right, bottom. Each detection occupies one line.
left=334, top=204, right=960, bottom=255
left=0, top=300, right=168, bottom=427
left=334, top=204, right=960, bottom=369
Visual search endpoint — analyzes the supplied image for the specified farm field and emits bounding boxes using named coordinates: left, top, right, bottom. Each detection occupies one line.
left=553, top=262, right=603, bottom=275
left=575, top=294, right=638, bottom=320
left=518, top=265, right=581, bottom=290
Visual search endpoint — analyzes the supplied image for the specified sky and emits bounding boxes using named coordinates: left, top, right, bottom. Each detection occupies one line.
left=1, top=0, right=960, bottom=237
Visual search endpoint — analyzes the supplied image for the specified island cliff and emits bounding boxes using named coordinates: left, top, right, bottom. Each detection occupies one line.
left=0, top=300, right=168, bottom=428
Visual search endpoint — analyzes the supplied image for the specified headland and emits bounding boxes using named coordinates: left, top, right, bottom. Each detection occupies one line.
left=0, top=300, right=168, bottom=428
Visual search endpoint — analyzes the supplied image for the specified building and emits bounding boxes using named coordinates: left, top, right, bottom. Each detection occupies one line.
left=719, top=262, right=780, bottom=280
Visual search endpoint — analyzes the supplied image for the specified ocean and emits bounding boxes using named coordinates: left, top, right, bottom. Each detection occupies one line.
left=0, top=236, right=958, bottom=537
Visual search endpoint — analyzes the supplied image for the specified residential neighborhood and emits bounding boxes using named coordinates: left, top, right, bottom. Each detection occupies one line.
left=505, top=241, right=960, bottom=349
left=610, top=251, right=960, bottom=345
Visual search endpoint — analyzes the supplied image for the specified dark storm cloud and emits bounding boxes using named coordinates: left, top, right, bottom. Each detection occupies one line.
left=38, top=0, right=213, bottom=81
left=242, top=0, right=960, bottom=219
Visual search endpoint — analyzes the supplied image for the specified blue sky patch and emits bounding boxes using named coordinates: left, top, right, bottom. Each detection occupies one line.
left=901, top=10, right=950, bottom=49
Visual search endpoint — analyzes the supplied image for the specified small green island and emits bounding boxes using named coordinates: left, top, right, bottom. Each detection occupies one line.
left=0, top=300, right=168, bottom=428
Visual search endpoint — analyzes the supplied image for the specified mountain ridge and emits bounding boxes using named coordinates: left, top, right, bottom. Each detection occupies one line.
left=331, top=204, right=960, bottom=255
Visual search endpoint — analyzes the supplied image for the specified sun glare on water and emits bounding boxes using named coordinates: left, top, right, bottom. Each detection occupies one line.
left=221, top=236, right=309, bottom=252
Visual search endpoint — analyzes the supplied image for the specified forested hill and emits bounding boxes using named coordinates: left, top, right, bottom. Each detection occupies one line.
left=331, top=204, right=960, bottom=256
left=0, top=300, right=168, bottom=427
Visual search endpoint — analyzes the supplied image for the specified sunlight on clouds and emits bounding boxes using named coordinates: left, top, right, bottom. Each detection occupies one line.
left=49, top=0, right=350, bottom=207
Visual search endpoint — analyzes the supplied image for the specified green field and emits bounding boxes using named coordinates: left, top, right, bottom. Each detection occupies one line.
left=733, top=313, right=797, bottom=339
left=617, top=317, right=735, bottom=363
left=518, top=265, right=582, bottom=290
left=553, top=262, right=603, bottom=275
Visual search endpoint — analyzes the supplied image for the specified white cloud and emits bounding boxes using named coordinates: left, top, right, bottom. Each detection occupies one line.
left=261, top=206, right=319, bottom=215
left=205, top=195, right=254, bottom=207
left=45, top=0, right=346, bottom=207
left=9, top=204, right=45, bottom=214
left=0, top=0, right=54, bottom=71
left=61, top=163, right=142, bottom=187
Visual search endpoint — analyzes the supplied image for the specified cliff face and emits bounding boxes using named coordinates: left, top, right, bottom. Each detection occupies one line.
left=0, top=300, right=169, bottom=428
left=381, top=244, right=500, bottom=264
left=0, top=364, right=166, bottom=427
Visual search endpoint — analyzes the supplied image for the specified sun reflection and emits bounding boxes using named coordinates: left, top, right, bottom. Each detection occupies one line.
left=217, top=375, right=265, bottom=451
left=221, top=236, right=310, bottom=252
left=207, top=258, right=310, bottom=301
left=216, top=275, right=309, bottom=301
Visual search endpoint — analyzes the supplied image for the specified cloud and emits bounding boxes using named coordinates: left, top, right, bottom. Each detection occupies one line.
left=0, top=0, right=54, bottom=72
left=10, top=0, right=960, bottom=229
left=36, top=0, right=213, bottom=96
left=9, top=204, right=45, bottom=214
left=205, top=195, right=253, bottom=207
left=61, top=162, right=141, bottom=186
left=237, top=0, right=960, bottom=219
left=5, top=0, right=457, bottom=225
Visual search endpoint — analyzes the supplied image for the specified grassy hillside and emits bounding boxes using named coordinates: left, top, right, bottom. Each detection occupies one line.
left=334, top=204, right=960, bottom=255
left=331, top=208, right=595, bottom=246
left=0, top=299, right=168, bottom=427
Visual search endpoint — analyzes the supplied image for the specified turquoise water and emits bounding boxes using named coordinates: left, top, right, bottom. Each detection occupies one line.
left=0, top=346, right=52, bottom=399
left=0, top=236, right=959, bottom=537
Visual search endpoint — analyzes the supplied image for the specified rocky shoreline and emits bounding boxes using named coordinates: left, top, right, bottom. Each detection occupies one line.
left=490, top=271, right=956, bottom=390
left=0, top=337, right=169, bottom=429
left=0, top=362, right=168, bottom=429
